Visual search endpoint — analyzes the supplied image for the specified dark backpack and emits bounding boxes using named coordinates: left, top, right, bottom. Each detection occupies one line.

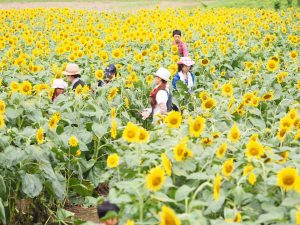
left=164, top=90, right=179, bottom=112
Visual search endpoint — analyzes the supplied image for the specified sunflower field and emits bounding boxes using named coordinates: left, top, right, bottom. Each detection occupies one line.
left=0, top=6, right=300, bottom=225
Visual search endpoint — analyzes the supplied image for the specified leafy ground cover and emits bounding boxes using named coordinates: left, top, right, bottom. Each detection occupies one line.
left=0, top=6, right=299, bottom=225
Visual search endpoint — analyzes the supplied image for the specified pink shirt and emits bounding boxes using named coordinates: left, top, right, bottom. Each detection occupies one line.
left=173, top=41, right=188, bottom=57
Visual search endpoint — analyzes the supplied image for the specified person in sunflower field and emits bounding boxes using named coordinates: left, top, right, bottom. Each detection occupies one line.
left=172, top=29, right=189, bottom=57
left=63, top=63, right=86, bottom=90
left=97, top=201, right=120, bottom=225
left=172, top=57, right=195, bottom=93
left=98, top=64, right=117, bottom=87
left=51, top=79, right=68, bottom=102
left=142, top=67, right=171, bottom=120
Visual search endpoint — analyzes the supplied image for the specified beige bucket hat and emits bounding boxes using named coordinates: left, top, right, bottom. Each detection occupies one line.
left=62, top=63, right=81, bottom=76
left=155, top=67, right=171, bottom=82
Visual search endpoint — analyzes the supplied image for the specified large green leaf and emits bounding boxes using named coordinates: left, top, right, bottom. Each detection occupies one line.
left=22, top=173, right=43, bottom=198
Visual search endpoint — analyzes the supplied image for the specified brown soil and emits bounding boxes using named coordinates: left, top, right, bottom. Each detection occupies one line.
left=67, top=205, right=99, bottom=223
left=0, top=1, right=205, bottom=11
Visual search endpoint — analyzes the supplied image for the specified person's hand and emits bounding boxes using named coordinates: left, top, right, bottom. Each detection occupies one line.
left=142, top=109, right=151, bottom=120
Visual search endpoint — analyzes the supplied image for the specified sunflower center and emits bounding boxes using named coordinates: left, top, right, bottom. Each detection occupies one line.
left=127, top=130, right=135, bottom=138
left=193, top=122, right=201, bottom=131
left=170, top=118, right=178, bottom=125
left=283, top=175, right=295, bottom=185
left=205, top=101, right=213, bottom=108
left=225, top=165, right=233, bottom=173
left=152, top=176, right=162, bottom=186
left=250, top=147, right=259, bottom=156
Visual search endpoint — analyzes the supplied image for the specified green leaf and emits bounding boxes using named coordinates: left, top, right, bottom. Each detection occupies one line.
left=175, top=185, right=195, bottom=201
left=22, top=174, right=43, bottom=198
left=151, top=192, right=176, bottom=203
left=2, top=146, right=26, bottom=167
left=0, top=198, right=6, bottom=225
left=92, top=123, right=108, bottom=138
left=56, top=208, right=74, bottom=221
left=0, top=176, right=6, bottom=200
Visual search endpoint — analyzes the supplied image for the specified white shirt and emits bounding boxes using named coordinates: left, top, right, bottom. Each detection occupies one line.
left=153, top=89, right=168, bottom=115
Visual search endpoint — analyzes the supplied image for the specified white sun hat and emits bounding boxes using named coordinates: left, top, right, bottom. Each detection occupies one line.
left=154, top=67, right=171, bottom=82
left=62, top=63, right=81, bottom=76
left=51, top=79, right=68, bottom=89
left=177, top=57, right=195, bottom=66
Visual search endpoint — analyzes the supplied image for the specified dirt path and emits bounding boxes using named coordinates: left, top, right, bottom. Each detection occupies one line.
left=0, top=1, right=208, bottom=11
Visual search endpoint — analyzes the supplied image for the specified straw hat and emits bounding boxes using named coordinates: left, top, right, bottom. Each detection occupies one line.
left=51, top=79, right=68, bottom=89
left=155, top=67, right=170, bottom=82
left=177, top=57, right=195, bottom=66
left=62, top=63, right=81, bottom=76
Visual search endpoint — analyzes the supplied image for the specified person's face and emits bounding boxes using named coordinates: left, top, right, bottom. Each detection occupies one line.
left=155, top=76, right=162, bottom=85
left=55, top=88, right=65, bottom=95
left=66, top=75, right=74, bottom=82
left=103, top=218, right=118, bottom=225
left=182, top=65, right=190, bottom=74
left=173, top=34, right=181, bottom=44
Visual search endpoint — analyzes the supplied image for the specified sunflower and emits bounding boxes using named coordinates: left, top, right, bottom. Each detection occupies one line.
left=10, top=81, right=19, bottom=92
left=146, top=75, right=153, bottom=85
left=296, top=209, right=300, bottom=225
left=221, top=83, right=233, bottom=97
left=124, top=220, right=135, bottom=225
left=112, top=48, right=123, bottom=58
left=277, top=167, right=298, bottom=191
left=277, top=128, right=287, bottom=141
left=297, top=81, right=300, bottom=91
left=228, top=123, right=241, bottom=142
left=107, top=87, right=119, bottom=101
left=36, top=128, right=44, bottom=144
left=20, top=81, right=32, bottom=95
left=124, top=97, right=129, bottom=109
left=111, top=119, right=117, bottom=139
left=251, top=96, right=260, bottom=107
left=75, top=85, right=83, bottom=95
left=165, top=111, right=182, bottom=129
left=213, top=80, right=219, bottom=90
left=213, top=173, right=222, bottom=202
left=248, top=172, right=256, bottom=185
left=245, top=140, right=264, bottom=160
left=122, top=122, right=139, bottom=143
left=146, top=166, right=165, bottom=191
left=95, top=70, right=104, bottom=80
left=0, top=100, right=5, bottom=114
left=243, top=164, right=254, bottom=176
left=266, top=59, right=278, bottom=72
left=222, top=158, right=234, bottom=177
left=161, top=153, right=172, bottom=176
left=173, top=137, right=192, bottom=161
left=201, top=58, right=210, bottom=66
left=75, top=150, right=81, bottom=157
left=261, top=91, right=274, bottom=101
left=0, top=115, right=5, bottom=129
left=48, top=116, right=59, bottom=129
left=159, top=205, right=181, bottom=225
left=171, top=45, right=178, bottom=54
left=216, top=143, right=227, bottom=159
left=150, top=44, right=159, bottom=52
left=287, top=108, right=298, bottom=121
left=201, top=97, right=216, bottom=110
left=69, top=135, right=78, bottom=147
left=199, top=91, right=209, bottom=101
left=138, top=127, right=149, bottom=143
left=107, top=153, right=120, bottom=168
left=280, top=116, right=294, bottom=131
left=290, top=50, right=298, bottom=60
left=189, top=116, right=205, bottom=137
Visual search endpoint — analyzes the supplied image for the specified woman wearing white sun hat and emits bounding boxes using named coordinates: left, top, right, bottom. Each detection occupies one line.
left=142, top=67, right=171, bottom=120
left=63, top=63, right=85, bottom=90
left=172, top=57, right=195, bottom=92
left=51, top=79, right=68, bottom=102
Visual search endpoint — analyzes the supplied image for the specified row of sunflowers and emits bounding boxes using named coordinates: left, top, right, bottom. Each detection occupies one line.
left=0, top=6, right=300, bottom=225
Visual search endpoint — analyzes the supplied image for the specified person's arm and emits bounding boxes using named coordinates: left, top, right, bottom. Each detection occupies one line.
left=182, top=42, right=189, bottom=57
left=172, top=74, right=180, bottom=90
